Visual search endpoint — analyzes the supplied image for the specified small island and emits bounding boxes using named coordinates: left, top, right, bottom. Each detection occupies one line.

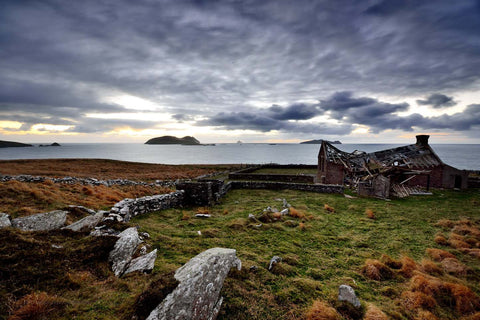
left=300, top=139, right=342, bottom=144
left=39, top=142, right=61, bottom=147
left=0, top=140, right=33, bottom=148
left=145, top=136, right=200, bottom=145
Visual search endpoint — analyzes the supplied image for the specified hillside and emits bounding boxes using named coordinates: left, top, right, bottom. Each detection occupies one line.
left=145, top=135, right=200, bottom=145
left=0, top=140, right=33, bottom=148
left=300, top=139, right=342, bottom=144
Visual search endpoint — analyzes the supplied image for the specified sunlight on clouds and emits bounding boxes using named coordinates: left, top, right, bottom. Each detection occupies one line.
left=104, top=94, right=161, bottom=111
left=31, top=124, right=73, bottom=132
left=85, top=112, right=171, bottom=121
left=0, top=121, right=22, bottom=129
left=352, top=125, right=370, bottom=134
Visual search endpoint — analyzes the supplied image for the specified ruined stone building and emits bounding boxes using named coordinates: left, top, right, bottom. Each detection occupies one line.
left=317, top=135, right=469, bottom=198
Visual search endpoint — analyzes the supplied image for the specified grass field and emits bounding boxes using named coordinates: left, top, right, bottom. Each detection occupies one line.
left=1, top=160, right=480, bottom=319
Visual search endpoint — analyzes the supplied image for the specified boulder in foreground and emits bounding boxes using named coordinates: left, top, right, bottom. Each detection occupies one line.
left=147, top=247, right=241, bottom=320
left=11, top=210, right=67, bottom=231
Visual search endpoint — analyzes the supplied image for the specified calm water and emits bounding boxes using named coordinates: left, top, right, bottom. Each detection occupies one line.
left=0, top=143, right=479, bottom=170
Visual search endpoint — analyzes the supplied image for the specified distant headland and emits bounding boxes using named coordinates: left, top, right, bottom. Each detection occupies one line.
left=300, top=139, right=342, bottom=144
left=0, top=140, right=33, bottom=148
left=145, top=136, right=201, bottom=145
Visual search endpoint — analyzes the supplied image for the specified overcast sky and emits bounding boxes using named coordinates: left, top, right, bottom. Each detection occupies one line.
left=1, top=0, right=479, bottom=143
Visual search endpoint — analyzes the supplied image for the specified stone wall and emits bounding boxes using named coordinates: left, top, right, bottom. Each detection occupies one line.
left=109, top=191, right=185, bottom=222
left=230, top=181, right=344, bottom=194
left=228, top=172, right=316, bottom=183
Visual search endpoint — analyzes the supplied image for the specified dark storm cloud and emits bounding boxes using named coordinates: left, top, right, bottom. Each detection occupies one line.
left=0, top=0, right=479, bottom=138
left=416, top=94, right=457, bottom=109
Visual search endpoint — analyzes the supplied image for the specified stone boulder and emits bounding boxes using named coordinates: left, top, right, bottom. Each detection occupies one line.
left=146, top=247, right=241, bottom=320
left=11, top=210, right=67, bottom=231
left=108, top=227, right=142, bottom=276
left=338, top=284, right=361, bottom=308
left=124, top=249, right=158, bottom=275
left=63, top=211, right=105, bottom=232
left=0, top=213, right=11, bottom=228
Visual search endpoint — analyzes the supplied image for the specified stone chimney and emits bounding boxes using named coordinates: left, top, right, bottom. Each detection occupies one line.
left=416, top=134, right=430, bottom=146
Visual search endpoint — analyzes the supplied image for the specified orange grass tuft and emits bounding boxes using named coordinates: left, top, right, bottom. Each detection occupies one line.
left=399, top=256, right=418, bottom=278
left=9, top=292, right=67, bottom=320
left=305, top=300, right=341, bottom=320
left=380, top=254, right=402, bottom=269
left=289, top=207, right=305, bottom=219
left=449, top=233, right=471, bottom=249
left=299, top=222, right=306, bottom=231
left=414, top=310, right=439, bottom=320
left=324, top=204, right=335, bottom=213
left=426, top=248, right=456, bottom=262
left=434, top=234, right=449, bottom=246
left=420, top=259, right=443, bottom=275
left=460, top=248, right=480, bottom=258
left=452, top=224, right=480, bottom=240
left=445, top=282, right=480, bottom=314
left=365, top=208, right=376, bottom=219
left=436, top=219, right=456, bottom=229
left=401, top=290, right=437, bottom=310
left=364, top=304, right=388, bottom=320
left=361, top=259, right=394, bottom=281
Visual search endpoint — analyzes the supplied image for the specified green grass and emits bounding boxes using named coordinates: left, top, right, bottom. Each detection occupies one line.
left=131, top=188, right=480, bottom=319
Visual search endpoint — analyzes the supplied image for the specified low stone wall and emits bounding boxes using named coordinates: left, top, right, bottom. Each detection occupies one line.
left=109, top=191, right=185, bottom=222
left=230, top=181, right=343, bottom=194
left=0, top=174, right=174, bottom=187
left=228, top=172, right=316, bottom=183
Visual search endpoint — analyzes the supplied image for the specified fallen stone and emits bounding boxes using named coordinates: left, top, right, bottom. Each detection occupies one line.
left=124, top=249, right=157, bottom=275
left=63, top=211, right=104, bottom=232
left=195, top=214, right=211, bottom=218
left=146, top=247, right=241, bottom=320
left=0, top=213, right=11, bottom=228
left=68, top=205, right=97, bottom=215
left=109, top=227, right=142, bottom=277
left=248, top=214, right=258, bottom=222
left=338, top=285, right=361, bottom=308
left=280, top=208, right=289, bottom=215
left=282, top=199, right=291, bottom=208
left=268, top=256, right=282, bottom=271
left=11, top=210, right=67, bottom=231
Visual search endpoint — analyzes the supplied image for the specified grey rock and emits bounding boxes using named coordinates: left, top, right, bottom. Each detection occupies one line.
left=63, top=211, right=104, bottom=232
left=282, top=198, right=291, bottom=208
left=11, top=210, right=67, bottom=231
left=268, top=256, right=282, bottom=271
left=68, top=205, right=96, bottom=215
left=195, top=214, right=211, bottom=218
left=248, top=214, right=259, bottom=222
left=124, top=249, right=157, bottom=275
left=140, top=232, right=150, bottom=239
left=146, top=247, right=241, bottom=320
left=280, top=208, right=289, bottom=215
left=0, top=213, right=11, bottom=228
left=108, top=227, right=142, bottom=277
left=338, top=285, right=361, bottom=308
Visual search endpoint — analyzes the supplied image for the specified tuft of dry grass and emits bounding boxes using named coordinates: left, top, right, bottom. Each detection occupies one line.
left=446, top=282, right=480, bottom=314
left=436, top=219, right=456, bottom=229
left=380, top=254, right=402, bottom=269
left=324, top=204, right=335, bottom=213
left=449, top=233, right=471, bottom=249
left=426, top=248, right=456, bottom=262
left=364, top=304, right=388, bottom=320
left=434, top=234, right=449, bottom=246
left=361, top=259, right=394, bottom=281
left=9, top=292, right=68, bottom=320
left=299, top=222, right=306, bottom=231
left=400, top=290, right=436, bottom=310
left=420, top=259, right=443, bottom=275
left=305, top=300, right=341, bottom=320
left=414, top=310, right=439, bottom=320
left=399, top=256, right=418, bottom=278
left=289, top=207, right=305, bottom=219
left=365, top=208, right=376, bottom=220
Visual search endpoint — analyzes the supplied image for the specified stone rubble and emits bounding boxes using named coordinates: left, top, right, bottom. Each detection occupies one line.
left=63, top=211, right=105, bottom=232
left=146, top=247, right=241, bottom=320
left=109, top=227, right=143, bottom=277
left=107, top=191, right=184, bottom=222
left=124, top=249, right=157, bottom=275
left=268, top=256, right=282, bottom=271
left=11, top=210, right=67, bottom=231
left=0, top=213, right=11, bottom=228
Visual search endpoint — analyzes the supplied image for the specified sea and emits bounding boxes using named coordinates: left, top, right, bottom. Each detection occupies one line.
left=0, top=143, right=479, bottom=170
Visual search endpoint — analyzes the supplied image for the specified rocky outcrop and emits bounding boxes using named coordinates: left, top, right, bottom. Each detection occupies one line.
left=0, top=213, right=11, bottom=228
left=11, top=210, right=67, bottom=231
left=124, top=249, right=157, bottom=275
left=146, top=248, right=241, bottom=320
left=108, top=191, right=184, bottom=222
left=63, top=211, right=105, bottom=232
left=109, top=227, right=143, bottom=277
